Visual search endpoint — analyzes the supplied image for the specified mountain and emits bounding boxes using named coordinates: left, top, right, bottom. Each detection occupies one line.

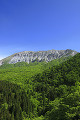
left=0, top=49, right=78, bottom=65
left=0, top=52, right=80, bottom=120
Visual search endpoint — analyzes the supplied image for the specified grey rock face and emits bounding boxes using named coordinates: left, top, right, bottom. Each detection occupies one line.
left=0, top=60, right=3, bottom=66
left=5, top=49, right=77, bottom=64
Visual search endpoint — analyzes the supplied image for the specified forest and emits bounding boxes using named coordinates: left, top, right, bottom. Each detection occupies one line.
left=0, top=53, right=80, bottom=120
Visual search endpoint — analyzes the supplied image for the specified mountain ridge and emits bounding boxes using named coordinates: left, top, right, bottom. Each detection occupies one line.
left=0, top=49, right=78, bottom=65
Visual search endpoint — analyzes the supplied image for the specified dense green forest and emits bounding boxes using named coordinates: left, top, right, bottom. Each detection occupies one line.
left=0, top=54, right=80, bottom=120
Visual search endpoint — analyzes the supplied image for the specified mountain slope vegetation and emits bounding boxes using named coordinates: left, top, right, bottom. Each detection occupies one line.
left=0, top=56, right=71, bottom=89
left=0, top=53, right=80, bottom=120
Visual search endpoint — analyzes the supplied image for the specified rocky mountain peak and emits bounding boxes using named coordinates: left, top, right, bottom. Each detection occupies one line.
left=0, top=49, right=78, bottom=65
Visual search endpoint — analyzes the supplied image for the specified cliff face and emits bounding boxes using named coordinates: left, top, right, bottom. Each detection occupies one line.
left=0, top=49, right=78, bottom=65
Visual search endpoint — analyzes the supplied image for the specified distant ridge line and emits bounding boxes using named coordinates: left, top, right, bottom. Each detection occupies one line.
left=0, top=49, right=78, bottom=65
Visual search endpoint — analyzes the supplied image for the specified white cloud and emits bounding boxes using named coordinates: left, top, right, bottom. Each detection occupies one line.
left=0, top=56, right=6, bottom=60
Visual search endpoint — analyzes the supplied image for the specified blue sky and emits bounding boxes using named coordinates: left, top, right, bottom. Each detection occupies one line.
left=0, top=0, right=80, bottom=59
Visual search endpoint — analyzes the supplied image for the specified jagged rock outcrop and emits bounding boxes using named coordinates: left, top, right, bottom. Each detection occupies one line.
left=0, top=49, right=78, bottom=65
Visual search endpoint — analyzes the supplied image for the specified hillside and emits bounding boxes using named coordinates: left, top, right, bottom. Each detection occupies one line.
left=0, top=53, right=80, bottom=120
left=32, top=53, right=80, bottom=120
left=0, top=55, right=72, bottom=89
